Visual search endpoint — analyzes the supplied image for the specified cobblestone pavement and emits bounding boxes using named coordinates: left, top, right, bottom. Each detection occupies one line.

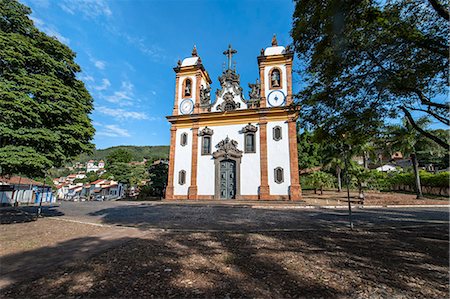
left=44, top=200, right=449, bottom=231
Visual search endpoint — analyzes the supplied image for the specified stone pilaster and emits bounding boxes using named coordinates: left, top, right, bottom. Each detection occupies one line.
left=188, top=123, right=199, bottom=199
left=258, top=119, right=270, bottom=199
left=287, top=118, right=302, bottom=200
left=165, top=126, right=177, bottom=199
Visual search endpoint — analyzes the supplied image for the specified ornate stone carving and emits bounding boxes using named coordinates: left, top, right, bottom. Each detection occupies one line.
left=240, top=123, right=258, bottom=133
left=192, top=45, right=198, bottom=57
left=213, top=137, right=243, bottom=159
left=198, top=126, right=214, bottom=136
left=216, top=92, right=241, bottom=111
left=272, top=34, right=278, bottom=46
left=199, top=85, right=211, bottom=105
left=248, top=79, right=261, bottom=101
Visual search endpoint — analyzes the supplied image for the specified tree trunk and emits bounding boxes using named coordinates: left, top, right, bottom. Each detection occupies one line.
left=320, top=187, right=323, bottom=195
left=336, top=166, right=342, bottom=192
left=314, top=188, right=317, bottom=194
left=358, top=186, right=365, bottom=199
left=411, top=152, right=423, bottom=199
left=363, top=151, right=369, bottom=169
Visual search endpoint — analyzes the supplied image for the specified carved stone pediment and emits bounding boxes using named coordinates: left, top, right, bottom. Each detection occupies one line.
left=213, top=137, right=243, bottom=159
left=216, top=92, right=241, bottom=112
left=198, top=126, right=214, bottom=136
left=240, top=123, right=258, bottom=133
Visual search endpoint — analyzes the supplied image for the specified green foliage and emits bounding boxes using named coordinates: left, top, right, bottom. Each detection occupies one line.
left=77, top=146, right=169, bottom=163
left=308, top=171, right=335, bottom=192
left=106, top=149, right=132, bottom=164
left=297, top=129, right=323, bottom=170
left=139, top=162, right=168, bottom=199
left=0, top=0, right=95, bottom=176
left=292, top=0, right=449, bottom=148
left=105, top=162, right=147, bottom=186
left=389, top=171, right=449, bottom=189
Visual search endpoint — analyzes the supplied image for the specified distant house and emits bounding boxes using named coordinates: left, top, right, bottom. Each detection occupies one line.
left=0, top=176, right=54, bottom=206
left=86, top=160, right=105, bottom=173
left=55, top=178, right=124, bottom=201
left=376, top=164, right=398, bottom=172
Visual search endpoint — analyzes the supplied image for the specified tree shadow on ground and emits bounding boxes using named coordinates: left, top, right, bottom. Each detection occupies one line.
left=87, top=204, right=449, bottom=231
left=0, top=206, right=64, bottom=224
left=1, top=223, right=448, bottom=298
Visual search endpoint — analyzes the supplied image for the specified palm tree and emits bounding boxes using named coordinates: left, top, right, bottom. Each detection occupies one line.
left=387, top=117, right=430, bottom=199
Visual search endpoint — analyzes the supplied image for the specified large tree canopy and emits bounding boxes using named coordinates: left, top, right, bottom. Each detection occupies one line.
left=0, top=0, right=95, bottom=176
left=292, top=0, right=449, bottom=148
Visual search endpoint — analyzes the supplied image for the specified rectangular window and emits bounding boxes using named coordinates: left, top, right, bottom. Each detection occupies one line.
left=245, top=133, right=255, bottom=153
left=180, top=133, right=188, bottom=146
left=202, top=136, right=211, bottom=155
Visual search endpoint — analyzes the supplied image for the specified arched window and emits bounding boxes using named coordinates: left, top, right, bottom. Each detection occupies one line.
left=180, top=133, right=188, bottom=146
left=202, top=136, right=211, bottom=155
left=269, top=68, right=282, bottom=89
left=274, top=167, right=284, bottom=184
left=273, top=126, right=282, bottom=141
left=183, top=78, right=192, bottom=98
left=245, top=132, right=255, bottom=153
left=178, top=170, right=186, bottom=185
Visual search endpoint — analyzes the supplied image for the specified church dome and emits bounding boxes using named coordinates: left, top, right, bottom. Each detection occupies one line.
left=264, top=46, right=286, bottom=56
left=181, top=57, right=199, bottom=67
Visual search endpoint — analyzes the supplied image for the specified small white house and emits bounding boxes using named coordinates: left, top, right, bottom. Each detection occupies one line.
left=376, top=164, right=398, bottom=172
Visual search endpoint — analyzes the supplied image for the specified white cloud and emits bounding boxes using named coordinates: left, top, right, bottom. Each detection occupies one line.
left=97, top=124, right=130, bottom=137
left=105, top=26, right=166, bottom=61
left=94, top=78, right=111, bottom=91
left=79, top=74, right=94, bottom=82
left=94, top=60, right=106, bottom=70
left=96, top=106, right=150, bottom=120
left=103, top=81, right=134, bottom=106
left=30, top=17, right=70, bottom=44
left=59, top=0, right=112, bottom=18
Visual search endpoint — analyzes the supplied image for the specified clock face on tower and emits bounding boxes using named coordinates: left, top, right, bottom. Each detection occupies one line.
left=267, top=90, right=286, bottom=107
left=180, top=99, right=194, bottom=114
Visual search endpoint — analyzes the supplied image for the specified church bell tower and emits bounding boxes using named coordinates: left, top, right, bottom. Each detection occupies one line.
left=257, top=35, right=294, bottom=108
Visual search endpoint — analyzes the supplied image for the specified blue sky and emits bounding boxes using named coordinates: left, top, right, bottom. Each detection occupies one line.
left=22, top=0, right=297, bottom=149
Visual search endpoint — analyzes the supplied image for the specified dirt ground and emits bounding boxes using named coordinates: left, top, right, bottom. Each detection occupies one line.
left=1, top=223, right=448, bottom=298
left=302, top=190, right=448, bottom=206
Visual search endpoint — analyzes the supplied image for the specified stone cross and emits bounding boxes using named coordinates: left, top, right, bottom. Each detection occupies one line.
left=223, top=44, right=237, bottom=70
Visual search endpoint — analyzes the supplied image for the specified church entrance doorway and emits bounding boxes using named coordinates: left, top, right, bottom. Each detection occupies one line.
left=219, top=159, right=236, bottom=199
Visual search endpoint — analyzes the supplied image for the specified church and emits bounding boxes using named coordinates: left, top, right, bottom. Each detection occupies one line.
left=165, top=36, right=302, bottom=200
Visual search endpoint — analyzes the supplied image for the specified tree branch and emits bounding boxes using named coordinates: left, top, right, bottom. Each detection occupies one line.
left=428, top=0, right=450, bottom=21
left=405, top=105, right=450, bottom=125
left=400, top=106, right=449, bottom=149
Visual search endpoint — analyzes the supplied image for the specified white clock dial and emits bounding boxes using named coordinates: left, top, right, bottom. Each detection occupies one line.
left=180, top=99, right=194, bottom=114
left=267, top=90, right=286, bottom=107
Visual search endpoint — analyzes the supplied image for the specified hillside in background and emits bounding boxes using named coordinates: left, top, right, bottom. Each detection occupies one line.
left=77, top=145, right=169, bottom=163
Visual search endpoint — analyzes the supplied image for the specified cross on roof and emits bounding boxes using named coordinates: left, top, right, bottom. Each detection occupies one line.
left=223, top=44, right=237, bottom=70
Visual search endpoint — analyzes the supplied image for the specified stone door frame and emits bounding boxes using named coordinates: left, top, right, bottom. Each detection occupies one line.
left=214, top=156, right=241, bottom=200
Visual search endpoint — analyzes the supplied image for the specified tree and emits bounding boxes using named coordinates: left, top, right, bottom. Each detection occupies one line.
left=309, top=171, right=335, bottom=195
left=348, top=163, right=373, bottom=200
left=292, top=0, right=449, bottom=149
left=105, top=163, right=147, bottom=186
left=387, top=117, right=430, bottom=198
left=146, top=162, right=168, bottom=198
left=297, top=128, right=323, bottom=170
left=106, top=149, right=132, bottom=165
left=0, top=0, right=95, bottom=177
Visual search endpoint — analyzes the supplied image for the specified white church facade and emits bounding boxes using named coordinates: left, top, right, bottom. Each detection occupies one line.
left=165, top=36, right=302, bottom=200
